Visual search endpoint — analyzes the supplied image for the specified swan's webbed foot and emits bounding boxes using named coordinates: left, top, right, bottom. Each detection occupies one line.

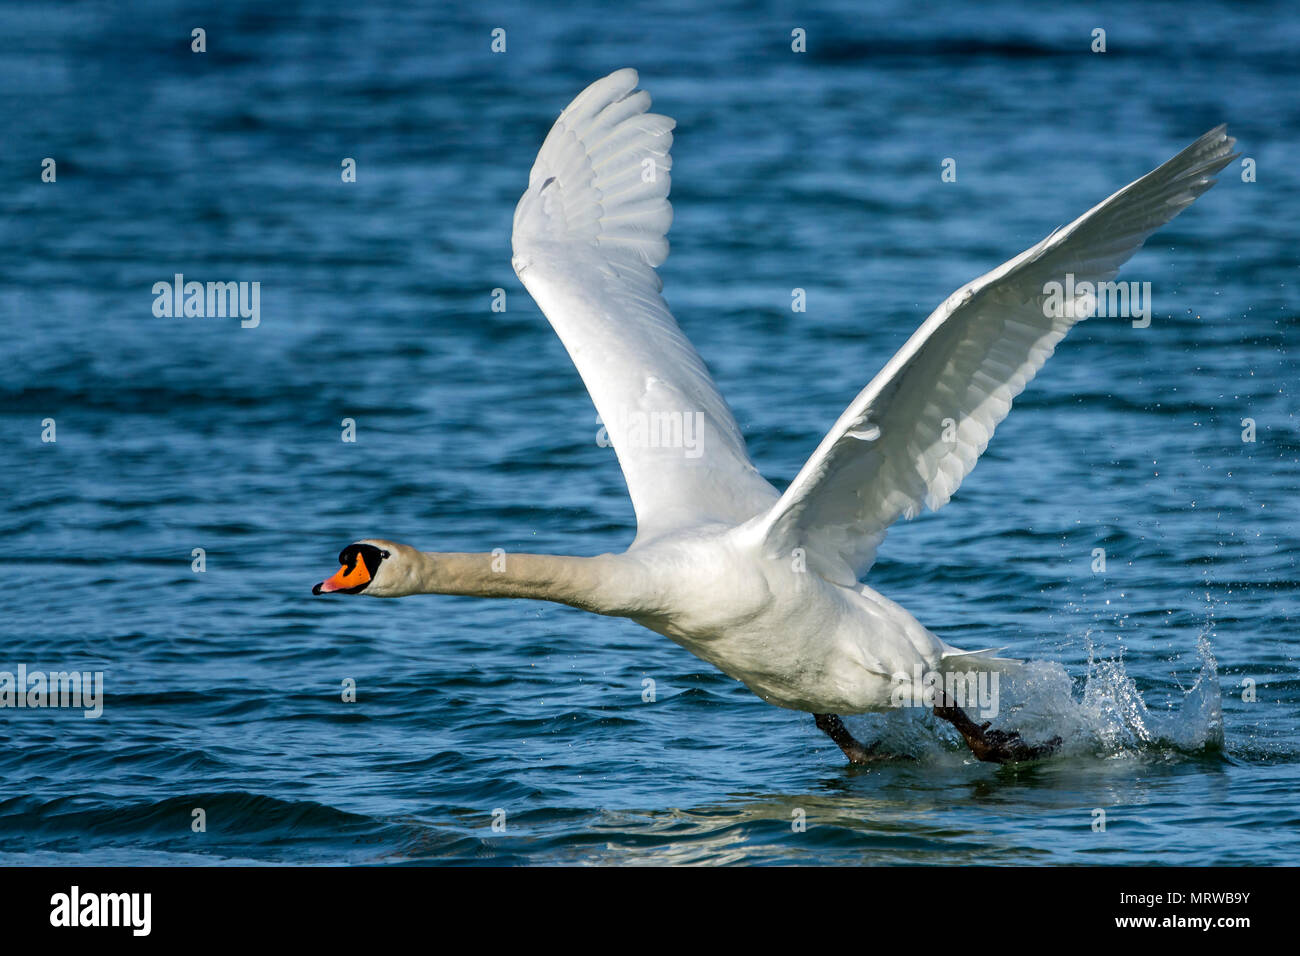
left=815, top=713, right=877, bottom=764
left=933, top=698, right=1060, bottom=763
left=814, top=713, right=913, bottom=764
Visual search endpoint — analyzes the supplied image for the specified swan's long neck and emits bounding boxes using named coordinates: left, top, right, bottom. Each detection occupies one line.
left=403, top=550, right=649, bottom=616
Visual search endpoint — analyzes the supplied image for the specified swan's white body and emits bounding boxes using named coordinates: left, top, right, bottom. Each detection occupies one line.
left=612, top=526, right=966, bottom=714
left=325, top=70, right=1234, bottom=721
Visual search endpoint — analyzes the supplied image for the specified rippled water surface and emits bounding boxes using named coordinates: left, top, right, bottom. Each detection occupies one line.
left=2, top=0, right=1297, bottom=865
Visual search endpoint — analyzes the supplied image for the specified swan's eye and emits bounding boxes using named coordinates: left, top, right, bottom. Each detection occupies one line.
left=380, top=550, right=390, bottom=559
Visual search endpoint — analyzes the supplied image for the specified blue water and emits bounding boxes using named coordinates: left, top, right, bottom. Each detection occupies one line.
left=2, top=0, right=1297, bottom=865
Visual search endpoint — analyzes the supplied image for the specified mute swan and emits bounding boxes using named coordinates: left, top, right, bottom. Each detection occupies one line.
left=314, top=69, right=1235, bottom=764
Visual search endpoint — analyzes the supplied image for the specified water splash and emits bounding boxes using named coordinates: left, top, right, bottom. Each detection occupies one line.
left=1000, top=634, right=1224, bottom=756
left=855, top=635, right=1225, bottom=760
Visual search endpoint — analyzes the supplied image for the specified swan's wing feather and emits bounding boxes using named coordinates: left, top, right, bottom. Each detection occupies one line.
left=759, top=126, right=1237, bottom=584
left=512, top=69, right=778, bottom=541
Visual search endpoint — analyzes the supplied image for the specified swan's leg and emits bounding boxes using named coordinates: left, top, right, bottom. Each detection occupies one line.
left=932, top=693, right=1060, bottom=763
left=813, top=713, right=879, bottom=765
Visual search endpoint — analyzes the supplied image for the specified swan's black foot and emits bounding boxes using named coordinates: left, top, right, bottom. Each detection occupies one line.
left=814, top=713, right=914, bottom=764
left=814, top=713, right=877, bottom=763
left=933, top=699, right=1061, bottom=764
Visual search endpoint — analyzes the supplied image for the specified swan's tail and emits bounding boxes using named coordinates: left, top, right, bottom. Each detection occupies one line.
left=939, top=646, right=1023, bottom=670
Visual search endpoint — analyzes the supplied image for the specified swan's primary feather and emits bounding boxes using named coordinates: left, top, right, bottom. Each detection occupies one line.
left=758, top=125, right=1237, bottom=585
left=511, top=68, right=778, bottom=543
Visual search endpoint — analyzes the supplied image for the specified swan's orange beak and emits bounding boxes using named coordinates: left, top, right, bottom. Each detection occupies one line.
left=313, top=558, right=371, bottom=595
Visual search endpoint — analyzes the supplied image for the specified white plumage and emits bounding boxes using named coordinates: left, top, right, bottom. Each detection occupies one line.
left=759, top=125, right=1238, bottom=585
left=321, top=70, right=1234, bottom=760
left=512, top=68, right=778, bottom=542
left=505, top=68, right=1233, bottom=716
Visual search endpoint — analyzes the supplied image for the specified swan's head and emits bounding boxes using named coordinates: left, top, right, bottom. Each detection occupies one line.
left=312, top=539, right=411, bottom=598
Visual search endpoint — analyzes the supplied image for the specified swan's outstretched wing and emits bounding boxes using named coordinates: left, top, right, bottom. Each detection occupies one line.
left=759, top=126, right=1237, bottom=585
left=511, top=69, right=778, bottom=542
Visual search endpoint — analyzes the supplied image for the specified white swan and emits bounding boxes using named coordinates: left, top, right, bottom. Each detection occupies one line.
left=314, top=69, right=1235, bottom=763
